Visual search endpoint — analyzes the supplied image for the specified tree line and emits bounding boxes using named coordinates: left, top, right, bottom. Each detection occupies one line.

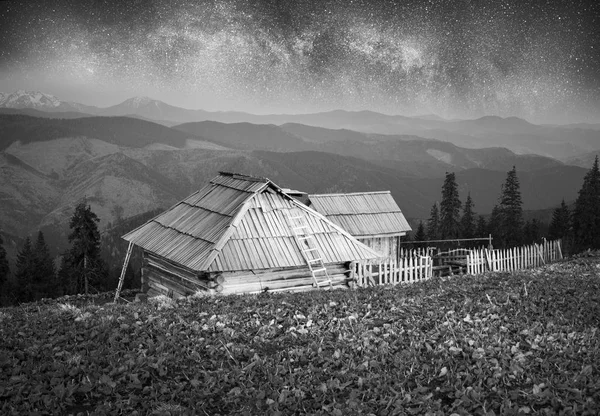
left=411, top=157, right=600, bottom=252
left=1, top=157, right=599, bottom=305
left=0, top=203, right=141, bottom=306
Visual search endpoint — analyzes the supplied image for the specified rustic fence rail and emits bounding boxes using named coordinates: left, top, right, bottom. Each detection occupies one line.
left=468, top=239, right=562, bottom=274
left=351, top=255, right=433, bottom=287
left=353, top=239, right=562, bottom=288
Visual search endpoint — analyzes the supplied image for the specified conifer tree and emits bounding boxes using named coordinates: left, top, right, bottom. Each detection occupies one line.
left=572, top=156, right=600, bottom=250
left=68, top=203, right=106, bottom=294
left=548, top=200, right=571, bottom=241
left=427, top=203, right=440, bottom=240
left=0, top=234, right=9, bottom=289
left=33, top=231, right=56, bottom=299
left=488, top=205, right=503, bottom=248
left=57, top=251, right=77, bottom=296
left=476, top=215, right=487, bottom=238
left=460, top=193, right=476, bottom=239
left=439, top=172, right=461, bottom=239
left=523, top=219, right=541, bottom=244
left=498, top=166, right=523, bottom=247
left=414, top=221, right=426, bottom=241
left=15, top=237, right=34, bottom=303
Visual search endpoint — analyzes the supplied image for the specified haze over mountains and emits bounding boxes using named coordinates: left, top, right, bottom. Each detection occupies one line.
left=2, top=90, right=599, bottom=159
left=1, top=90, right=598, bottom=255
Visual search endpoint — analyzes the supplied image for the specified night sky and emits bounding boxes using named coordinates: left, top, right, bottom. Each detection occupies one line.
left=0, top=0, right=598, bottom=123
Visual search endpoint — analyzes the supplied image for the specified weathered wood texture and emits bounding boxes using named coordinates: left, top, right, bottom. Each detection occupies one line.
left=142, top=252, right=350, bottom=297
left=352, top=255, right=433, bottom=287
left=219, top=263, right=350, bottom=295
left=359, top=236, right=400, bottom=260
left=353, top=239, right=563, bottom=289
left=467, top=239, right=562, bottom=275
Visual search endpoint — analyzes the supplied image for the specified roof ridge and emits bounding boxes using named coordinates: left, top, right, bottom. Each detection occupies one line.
left=310, top=190, right=391, bottom=197
left=218, top=171, right=270, bottom=183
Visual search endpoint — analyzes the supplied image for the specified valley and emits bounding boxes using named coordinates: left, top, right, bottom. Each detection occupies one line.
left=0, top=92, right=598, bottom=259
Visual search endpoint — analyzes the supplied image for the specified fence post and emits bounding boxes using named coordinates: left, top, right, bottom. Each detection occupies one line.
left=557, top=239, right=563, bottom=259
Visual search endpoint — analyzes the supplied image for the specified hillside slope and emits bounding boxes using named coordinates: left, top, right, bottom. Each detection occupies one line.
left=0, top=114, right=201, bottom=150
left=174, top=120, right=565, bottom=177
left=1, top=259, right=598, bottom=414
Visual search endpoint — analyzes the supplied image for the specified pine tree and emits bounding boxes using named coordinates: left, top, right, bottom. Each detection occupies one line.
left=414, top=221, right=426, bottom=241
left=476, top=215, right=487, bottom=238
left=548, top=200, right=570, bottom=241
left=68, top=203, right=106, bottom=294
left=427, top=203, right=440, bottom=240
left=0, top=234, right=9, bottom=289
left=439, top=172, right=461, bottom=239
left=32, top=231, right=56, bottom=299
left=488, top=205, right=503, bottom=248
left=523, top=219, right=541, bottom=244
left=460, top=193, right=476, bottom=239
left=498, top=166, right=524, bottom=247
left=572, top=156, right=600, bottom=250
left=57, top=251, right=78, bottom=296
left=15, top=237, right=34, bottom=303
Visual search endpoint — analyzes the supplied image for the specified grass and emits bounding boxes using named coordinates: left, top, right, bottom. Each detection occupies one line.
left=1, top=259, right=599, bottom=415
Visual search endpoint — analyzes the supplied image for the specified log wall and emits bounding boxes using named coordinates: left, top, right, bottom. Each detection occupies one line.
left=143, top=252, right=222, bottom=299
left=219, top=263, right=350, bottom=295
left=141, top=251, right=352, bottom=298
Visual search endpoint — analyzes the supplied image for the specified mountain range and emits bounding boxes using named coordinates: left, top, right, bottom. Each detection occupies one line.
left=0, top=90, right=597, bottom=260
left=2, top=90, right=599, bottom=160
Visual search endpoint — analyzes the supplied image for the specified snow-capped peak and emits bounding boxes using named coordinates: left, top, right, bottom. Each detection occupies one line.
left=125, top=96, right=158, bottom=108
left=0, top=90, right=62, bottom=108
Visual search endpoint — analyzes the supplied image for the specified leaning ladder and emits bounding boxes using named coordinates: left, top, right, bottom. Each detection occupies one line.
left=286, top=209, right=332, bottom=289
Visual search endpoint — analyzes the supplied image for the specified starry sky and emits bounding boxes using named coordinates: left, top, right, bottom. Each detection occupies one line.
left=0, top=0, right=598, bottom=123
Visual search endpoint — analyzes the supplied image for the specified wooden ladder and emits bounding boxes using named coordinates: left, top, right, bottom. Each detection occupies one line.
left=286, top=209, right=332, bottom=289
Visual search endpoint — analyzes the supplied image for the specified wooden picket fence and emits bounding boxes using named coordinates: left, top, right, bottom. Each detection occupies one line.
left=351, top=255, right=433, bottom=287
left=353, top=239, right=562, bottom=288
left=468, top=239, right=563, bottom=275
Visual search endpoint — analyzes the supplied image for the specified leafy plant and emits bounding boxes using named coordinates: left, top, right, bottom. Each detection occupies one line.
left=1, top=259, right=599, bottom=415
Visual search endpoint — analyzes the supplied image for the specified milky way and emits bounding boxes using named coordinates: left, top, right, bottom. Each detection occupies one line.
left=0, top=0, right=598, bottom=122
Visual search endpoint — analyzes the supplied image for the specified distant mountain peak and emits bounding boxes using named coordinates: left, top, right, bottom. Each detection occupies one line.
left=123, top=96, right=161, bottom=108
left=0, top=90, right=62, bottom=109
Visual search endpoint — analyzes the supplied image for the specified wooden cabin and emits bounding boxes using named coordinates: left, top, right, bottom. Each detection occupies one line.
left=122, top=172, right=382, bottom=298
left=308, top=191, right=412, bottom=260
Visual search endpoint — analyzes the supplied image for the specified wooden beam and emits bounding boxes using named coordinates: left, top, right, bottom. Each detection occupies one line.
left=114, top=242, right=133, bottom=303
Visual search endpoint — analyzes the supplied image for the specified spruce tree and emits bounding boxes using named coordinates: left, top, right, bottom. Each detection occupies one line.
left=476, top=215, right=487, bottom=238
left=498, top=166, right=524, bottom=247
left=57, top=251, right=77, bottom=296
left=0, top=234, right=9, bottom=289
left=68, top=203, right=105, bottom=294
left=572, top=156, right=600, bottom=250
left=439, top=172, right=461, bottom=239
left=460, top=193, right=476, bottom=239
left=523, top=219, right=541, bottom=244
left=548, top=199, right=570, bottom=241
left=15, top=237, right=34, bottom=303
left=427, top=203, right=440, bottom=240
left=488, top=205, right=503, bottom=248
left=33, top=231, right=56, bottom=299
left=414, top=221, right=426, bottom=241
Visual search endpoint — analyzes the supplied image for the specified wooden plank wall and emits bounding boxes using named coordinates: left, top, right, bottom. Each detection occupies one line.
left=359, top=237, right=397, bottom=259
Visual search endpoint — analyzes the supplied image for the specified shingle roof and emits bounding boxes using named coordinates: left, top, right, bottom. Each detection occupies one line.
left=122, top=172, right=382, bottom=272
left=308, top=191, right=412, bottom=238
